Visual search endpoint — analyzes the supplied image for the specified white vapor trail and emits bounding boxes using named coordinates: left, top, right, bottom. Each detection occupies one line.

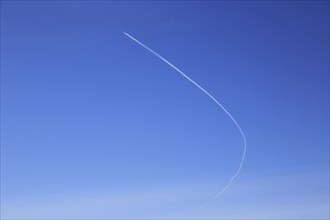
left=123, top=32, right=247, bottom=206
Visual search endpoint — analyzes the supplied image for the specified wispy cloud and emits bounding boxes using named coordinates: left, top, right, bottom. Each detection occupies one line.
left=2, top=170, right=329, bottom=219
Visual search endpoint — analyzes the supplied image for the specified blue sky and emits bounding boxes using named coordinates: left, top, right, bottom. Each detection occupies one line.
left=1, top=0, right=329, bottom=219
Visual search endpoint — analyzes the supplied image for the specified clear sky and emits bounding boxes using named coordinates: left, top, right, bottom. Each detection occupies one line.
left=1, top=1, right=329, bottom=219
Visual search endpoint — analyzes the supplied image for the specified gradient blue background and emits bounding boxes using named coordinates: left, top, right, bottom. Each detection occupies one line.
left=1, top=1, right=329, bottom=219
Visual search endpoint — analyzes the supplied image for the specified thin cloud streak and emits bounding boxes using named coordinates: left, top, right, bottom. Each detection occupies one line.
left=123, top=32, right=247, bottom=206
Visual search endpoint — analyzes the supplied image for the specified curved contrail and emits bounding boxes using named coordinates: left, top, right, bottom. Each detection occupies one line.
left=123, top=32, right=247, bottom=206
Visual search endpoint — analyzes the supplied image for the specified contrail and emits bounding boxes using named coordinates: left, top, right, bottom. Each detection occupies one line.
left=123, top=32, right=247, bottom=206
